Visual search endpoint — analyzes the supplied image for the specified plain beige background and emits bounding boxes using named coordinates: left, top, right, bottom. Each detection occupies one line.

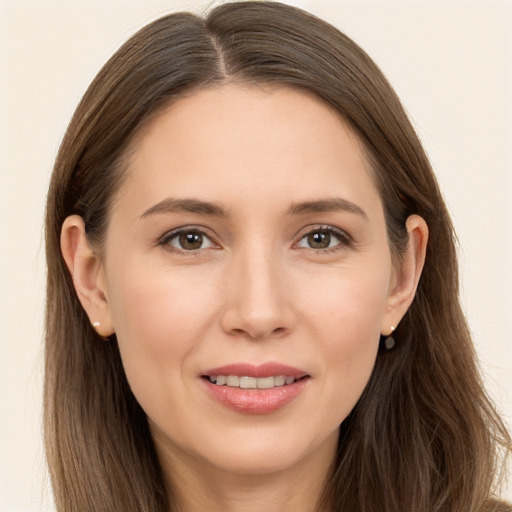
left=0, top=0, right=511, bottom=510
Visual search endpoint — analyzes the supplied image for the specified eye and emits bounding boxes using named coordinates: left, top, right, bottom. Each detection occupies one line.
left=296, top=227, right=350, bottom=251
left=163, top=229, right=214, bottom=252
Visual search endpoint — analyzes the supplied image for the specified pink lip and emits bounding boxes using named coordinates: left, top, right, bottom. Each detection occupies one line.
left=203, top=362, right=308, bottom=379
left=201, top=362, right=310, bottom=415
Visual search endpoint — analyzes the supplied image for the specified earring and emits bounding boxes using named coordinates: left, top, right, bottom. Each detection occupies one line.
left=91, top=320, right=111, bottom=341
left=380, top=325, right=396, bottom=351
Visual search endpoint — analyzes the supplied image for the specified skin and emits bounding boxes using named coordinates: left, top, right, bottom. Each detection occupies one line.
left=61, top=84, right=428, bottom=512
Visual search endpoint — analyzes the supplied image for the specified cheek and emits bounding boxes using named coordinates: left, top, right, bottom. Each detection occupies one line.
left=299, top=263, right=390, bottom=415
left=105, top=262, right=225, bottom=434
left=302, top=261, right=390, bottom=343
left=106, top=260, right=220, bottom=378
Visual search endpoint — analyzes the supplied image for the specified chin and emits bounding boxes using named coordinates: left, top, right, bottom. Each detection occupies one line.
left=190, top=424, right=339, bottom=477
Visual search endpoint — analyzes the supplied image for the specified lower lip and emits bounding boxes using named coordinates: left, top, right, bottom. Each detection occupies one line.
left=202, top=377, right=309, bottom=414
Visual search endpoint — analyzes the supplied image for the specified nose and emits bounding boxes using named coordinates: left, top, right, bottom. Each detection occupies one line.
left=220, top=247, right=295, bottom=341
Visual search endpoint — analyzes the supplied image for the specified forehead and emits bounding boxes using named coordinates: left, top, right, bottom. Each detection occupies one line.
left=115, top=83, right=380, bottom=219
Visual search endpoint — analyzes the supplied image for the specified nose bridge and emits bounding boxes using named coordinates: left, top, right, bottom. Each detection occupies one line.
left=221, top=239, right=293, bottom=339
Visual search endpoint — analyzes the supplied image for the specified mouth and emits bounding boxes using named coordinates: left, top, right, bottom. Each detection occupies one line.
left=200, top=363, right=310, bottom=414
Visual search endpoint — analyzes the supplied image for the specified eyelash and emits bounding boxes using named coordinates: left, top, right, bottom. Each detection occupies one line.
left=158, top=225, right=353, bottom=255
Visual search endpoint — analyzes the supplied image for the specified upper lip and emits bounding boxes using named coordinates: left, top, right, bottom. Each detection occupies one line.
left=202, top=362, right=309, bottom=379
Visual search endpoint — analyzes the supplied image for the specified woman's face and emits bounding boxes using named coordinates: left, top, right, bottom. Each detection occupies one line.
left=98, top=84, right=407, bottom=476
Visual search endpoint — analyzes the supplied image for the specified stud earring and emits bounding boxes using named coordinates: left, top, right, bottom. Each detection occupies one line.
left=91, top=320, right=111, bottom=341
left=380, top=325, right=396, bottom=351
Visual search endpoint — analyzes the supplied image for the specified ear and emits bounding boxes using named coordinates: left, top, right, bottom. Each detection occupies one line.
left=60, top=215, right=115, bottom=338
left=381, top=214, right=428, bottom=335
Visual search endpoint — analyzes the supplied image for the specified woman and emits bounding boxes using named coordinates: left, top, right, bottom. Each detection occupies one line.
left=44, top=1, right=511, bottom=511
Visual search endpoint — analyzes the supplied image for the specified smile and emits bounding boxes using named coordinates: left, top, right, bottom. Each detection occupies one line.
left=208, top=375, right=297, bottom=389
left=201, top=363, right=310, bottom=414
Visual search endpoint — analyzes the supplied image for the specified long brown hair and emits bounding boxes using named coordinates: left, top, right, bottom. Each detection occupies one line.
left=44, top=2, right=510, bottom=511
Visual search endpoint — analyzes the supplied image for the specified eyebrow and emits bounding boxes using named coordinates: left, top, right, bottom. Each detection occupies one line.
left=140, top=198, right=229, bottom=219
left=140, top=197, right=367, bottom=220
left=287, top=198, right=368, bottom=219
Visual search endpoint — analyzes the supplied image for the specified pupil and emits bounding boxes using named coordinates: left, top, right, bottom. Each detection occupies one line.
left=308, top=231, right=330, bottom=249
left=179, top=231, right=203, bottom=250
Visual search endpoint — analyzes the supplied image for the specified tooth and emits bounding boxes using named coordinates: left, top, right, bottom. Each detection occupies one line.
left=240, top=376, right=257, bottom=389
left=257, top=376, right=275, bottom=389
left=274, top=376, right=286, bottom=386
left=213, top=374, right=299, bottom=388
left=226, top=375, right=240, bottom=387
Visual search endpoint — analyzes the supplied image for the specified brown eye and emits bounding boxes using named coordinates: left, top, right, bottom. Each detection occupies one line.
left=307, top=231, right=332, bottom=249
left=297, top=227, right=349, bottom=251
left=179, top=232, right=203, bottom=250
left=166, top=230, right=213, bottom=251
